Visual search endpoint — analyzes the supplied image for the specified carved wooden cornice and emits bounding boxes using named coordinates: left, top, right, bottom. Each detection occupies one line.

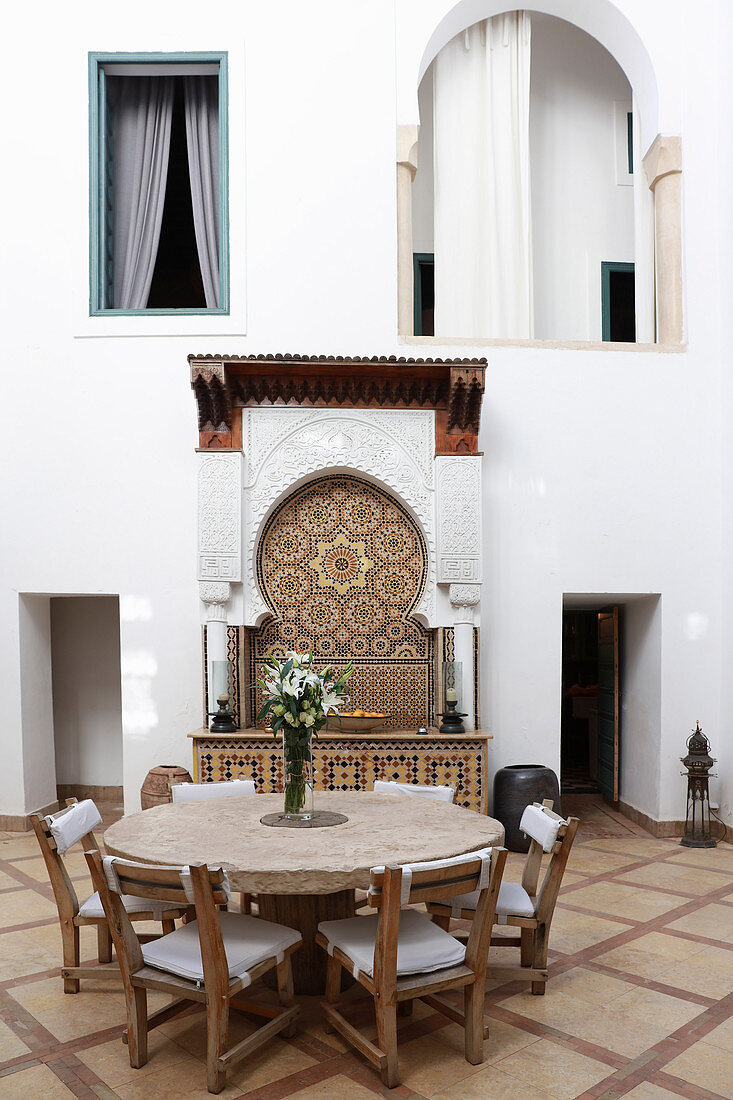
left=189, top=354, right=486, bottom=454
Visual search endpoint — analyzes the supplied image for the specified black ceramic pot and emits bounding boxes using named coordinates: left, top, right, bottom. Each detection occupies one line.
left=493, top=764, right=561, bottom=852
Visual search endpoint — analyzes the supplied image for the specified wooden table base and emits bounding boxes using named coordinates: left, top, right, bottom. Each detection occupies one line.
left=258, top=889, right=356, bottom=995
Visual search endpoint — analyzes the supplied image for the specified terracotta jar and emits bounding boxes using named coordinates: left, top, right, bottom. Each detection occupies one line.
left=140, top=765, right=192, bottom=810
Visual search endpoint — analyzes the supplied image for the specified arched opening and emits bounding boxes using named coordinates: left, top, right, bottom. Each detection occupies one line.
left=411, top=12, right=651, bottom=342
left=247, top=474, right=437, bottom=729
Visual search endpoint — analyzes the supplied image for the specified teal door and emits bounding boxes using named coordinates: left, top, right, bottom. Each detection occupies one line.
left=597, top=607, right=620, bottom=802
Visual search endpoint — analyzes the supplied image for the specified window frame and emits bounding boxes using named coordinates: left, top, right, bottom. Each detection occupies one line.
left=601, top=261, right=635, bottom=342
left=412, top=252, right=434, bottom=336
left=88, top=51, right=229, bottom=317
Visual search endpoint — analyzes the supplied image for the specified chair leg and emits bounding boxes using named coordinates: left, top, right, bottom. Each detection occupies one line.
left=62, top=919, right=80, bottom=994
left=127, top=986, right=149, bottom=1069
left=376, top=1000, right=399, bottom=1088
left=206, top=989, right=229, bottom=1094
left=97, top=922, right=112, bottom=965
left=531, top=925, right=549, bottom=996
left=520, top=927, right=534, bottom=969
left=431, top=912, right=451, bottom=932
left=463, top=981, right=485, bottom=1065
left=397, top=999, right=413, bottom=1017
left=161, top=917, right=175, bottom=936
left=239, top=892, right=252, bottom=914
left=322, top=954, right=341, bottom=1033
left=276, top=957, right=297, bottom=1038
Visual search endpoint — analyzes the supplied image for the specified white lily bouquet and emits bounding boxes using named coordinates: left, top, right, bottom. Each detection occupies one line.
left=256, top=652, right=353, bottom=818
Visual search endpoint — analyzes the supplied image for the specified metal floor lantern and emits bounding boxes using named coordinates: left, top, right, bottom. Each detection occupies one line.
left=680, top=722, right=717, bottom=848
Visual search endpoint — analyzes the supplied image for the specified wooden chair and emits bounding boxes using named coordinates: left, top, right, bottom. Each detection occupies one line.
left=373, top=779, right=455, bottom=803
left=85, top=850, right=302, bottom=1095
left=428, top=801, right=579, bottom=995
left=31, top=798, right=190, bottom=994
left=315, top=845, right=507, bottom=1088
left=170, top=779, right=257, bottom=915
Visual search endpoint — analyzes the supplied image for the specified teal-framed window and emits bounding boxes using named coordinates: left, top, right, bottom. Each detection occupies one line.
left=89, top=52, right=229, bottom=316
left=601, top=261, right=635, bottom=342
left=413, top=253, right=434, bottom=336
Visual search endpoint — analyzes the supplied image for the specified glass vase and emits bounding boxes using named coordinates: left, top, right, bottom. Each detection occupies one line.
left=282, top=726, right=314, bottom=820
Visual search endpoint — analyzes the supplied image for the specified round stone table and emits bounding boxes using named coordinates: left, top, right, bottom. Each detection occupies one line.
left=104, top=791, right=504, bottom=994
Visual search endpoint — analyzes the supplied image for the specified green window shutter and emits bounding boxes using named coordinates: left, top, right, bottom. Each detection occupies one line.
left=99, top=69, right=115, bottom=309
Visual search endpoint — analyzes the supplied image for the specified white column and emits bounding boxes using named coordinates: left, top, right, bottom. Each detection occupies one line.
left=397, top=124, right=418, bottom=335
left=199, top=581, right=231, bottom=717
left=643, top=134, right=683, bottom=345
left=449, top=584, right=481, bottom=731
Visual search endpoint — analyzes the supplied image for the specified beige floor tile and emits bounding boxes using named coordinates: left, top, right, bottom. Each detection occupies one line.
left=500, top=986, right=673, bottom=1058
left=76, top=1029, right=193, bottom=1087
left=666, top=844, right=733, bottom=872
left=618, top=860, right=731, bottom=895
left=566, top=848, right=641, bottom=874
left=284, top=1076, right=384, bottom=1100
left=395, top=1032, right=488, bottom=1094
left=547, top=907, right=633, bottom=953
left=610, top=985, right=703, bottom=1034
left=664, top=1038, right=733, bottom=1099
left=704, top=1014, right=733, bottom=1053
left=0, top=887, right=58, bottom=927
left=226, top=1036, right=318, bottom=1092
left=666, top=902, right=733, bottom=944
left=17, top=853, right=90, bottom=884
left=536, top=965, right=636, bottom=1004
left=654, top=944, right=733, bottom=999
left=581, top=838, right=679, bottom=856
left=624, top=1084, right=685, bottom=1099
left=563, top=881, right=688, bottom=922
left=0, top=1063, right=77, bottom=1098
left=8, top=974, right=168, bottom=1043
left=0, top=870, right=23, bottom=890
left=0, top=923, right=62, bottom=980
left=113, top=1052, right=243, bottom=1098
left=0, top=835, right=43, bottom=859
left=594, top=930, right=709, bottom=982
left=492, top=1037, right=612, bottom=1099
left=438, top=1017, right=542, bottom=1063
left=0, top=1018, right=30, bottom=1060
left=432, top=1062, right=553, bottom=1099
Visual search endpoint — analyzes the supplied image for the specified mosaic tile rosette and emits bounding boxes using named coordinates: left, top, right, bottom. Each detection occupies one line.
left=250, top=476, right=435, bottom=726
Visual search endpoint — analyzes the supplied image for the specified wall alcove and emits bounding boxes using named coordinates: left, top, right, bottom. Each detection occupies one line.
left=247, top=474, right=437, bottom=728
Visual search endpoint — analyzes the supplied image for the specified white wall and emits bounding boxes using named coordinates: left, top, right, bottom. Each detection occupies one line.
left=18, top=597, right=57, bottom=813
left=530, top=14, right=635, bottom=341
left=1, top=0, right=730, bottom=829
left=411, top=13, right=635, bottom=340
left=620, top=596, right=662, bottom=819
left=51, top=597, right=123, bottom=787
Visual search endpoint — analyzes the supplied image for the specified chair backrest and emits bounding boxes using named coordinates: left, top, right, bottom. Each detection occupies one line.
left=30, top=797, right=104, bottom=920
left=85, top=850, right=230, bottom=988
left=373, top=779, right=455, bottom=804
left=519, top=800, right=579, bottom=921
left=368, top=846, right=507, bottom=993
left=171, top=778, right=257, bottom=803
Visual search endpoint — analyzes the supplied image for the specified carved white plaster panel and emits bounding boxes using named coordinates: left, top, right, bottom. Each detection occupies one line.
left=242, top=409, right=437, bottom=624
left=198, top=453, right=242, bottom=582
left=436, top=457, right=482, bottom=584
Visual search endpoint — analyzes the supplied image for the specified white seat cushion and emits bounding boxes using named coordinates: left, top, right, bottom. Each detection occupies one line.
left=318, top=908, right=465, bottom=979
left=519, top=804, right=566, bottom=852
left=141, top=912, right=301, bottom=984
left=171, top=779, right=256, bottom=803
left=444, top=880, right=536, bottom=919
left=78, top=891, right=180, bottom=920
left=373, top=780, right=455, bottom=804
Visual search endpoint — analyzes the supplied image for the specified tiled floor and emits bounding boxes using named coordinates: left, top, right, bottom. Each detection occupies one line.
left=0, top=802, right=731, bottom=1099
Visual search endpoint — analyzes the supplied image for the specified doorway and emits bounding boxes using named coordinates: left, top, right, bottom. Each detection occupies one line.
left=561, top=604, right=621, bottom=802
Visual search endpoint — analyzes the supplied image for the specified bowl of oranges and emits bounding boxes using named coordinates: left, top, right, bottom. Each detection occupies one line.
left=334, top=709, right=390, bottom=732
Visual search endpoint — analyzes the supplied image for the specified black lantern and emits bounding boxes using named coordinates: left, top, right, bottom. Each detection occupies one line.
left=680, top=722, right=717, bottom=848
left=209, top=693, right=237, bottom=733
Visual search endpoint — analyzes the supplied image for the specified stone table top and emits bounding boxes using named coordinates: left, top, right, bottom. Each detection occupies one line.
left=104, top=791, right=505, bottom=894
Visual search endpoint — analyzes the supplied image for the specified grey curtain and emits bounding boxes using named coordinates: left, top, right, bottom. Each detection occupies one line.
left=184, top=75, right=220, bottom=307
left=112, top=77, right=175, bottom=309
